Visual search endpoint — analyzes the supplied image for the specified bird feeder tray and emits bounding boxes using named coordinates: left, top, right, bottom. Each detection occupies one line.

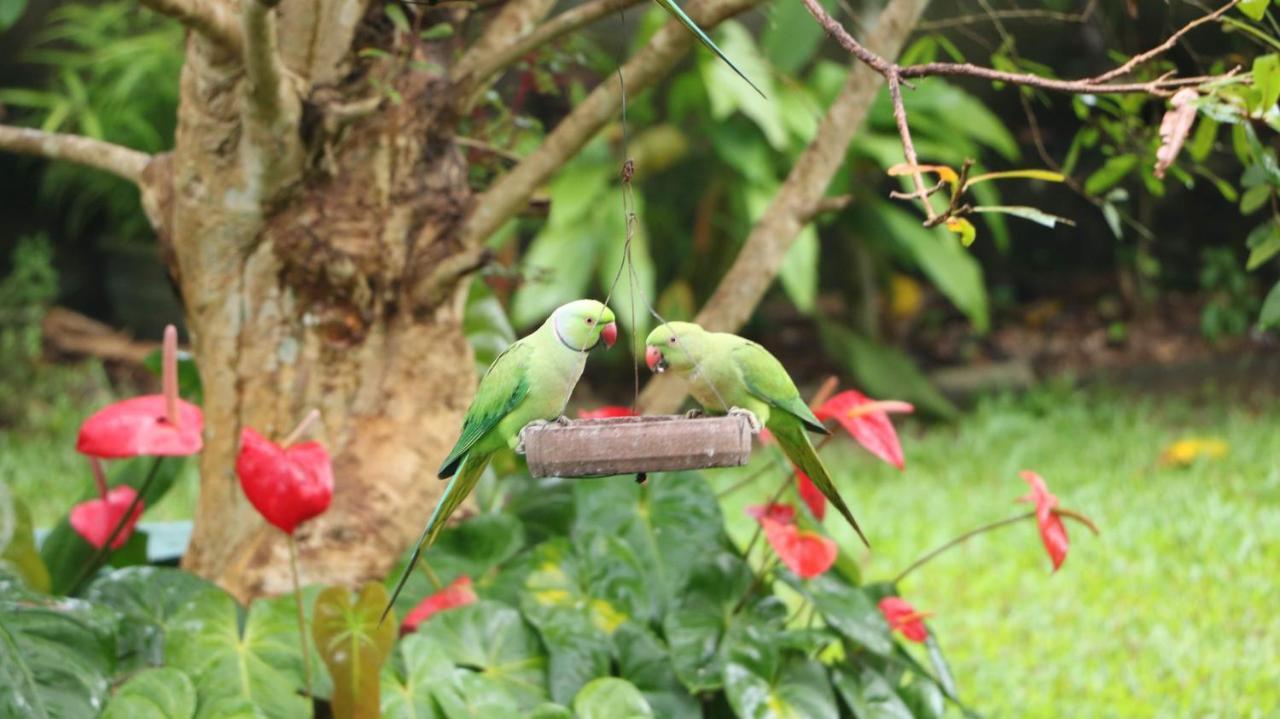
left=522, top=414, right=754, bottom=478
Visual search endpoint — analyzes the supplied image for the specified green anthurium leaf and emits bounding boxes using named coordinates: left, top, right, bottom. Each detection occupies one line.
left=519, top=533, right=647, bottom=703
left=723, top=623, right=838, bottom=719
left=762, top=0, right=833, bottom=73
left=874, top=202, right=989, bottom=331
left=662, top=552, right=770, bottom=692
left=102, top=667, right=197, bottom=719
left=385, top=513, right=525, bottom=619
left=105, top=529, right=149, bottom=569
left=573, top=677, right=653, bottom=719
left=781, top=572, right=895, bottom=657
left=528, top=704, right=573, bottom=719
left=165, top=587, right=309, bottom=719
left=313, top=582, right=398, bottom=719
left=970, top=205, right=1075, bottom=229
left=817, top=321, right=959, bottom=419
left=925, top=635, right=956, bottom=698
left=85, top=566, right=220, bottom=671
left=142, top=348, right=202, bottom=402
left=898, top=672, right=946, bottom=719
left=380, top=632, right=451, bottom=719
left=464, top=280, right=516, bottom=376
left=572, top=472, right=721, bottom=618
left=415, top=600, right=548, bottom=710
left=831, top=666, right=914, bottom=719
left=0, top=585, right=119, bottom=719
left=612, top=623, right=700, bottom=719
left=42, top=456, right=186, bottom=594
left=0, top=488, right=51, bottom=593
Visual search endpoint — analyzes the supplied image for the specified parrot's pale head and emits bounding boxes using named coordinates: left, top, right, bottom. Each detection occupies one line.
left=644, top=322, right=704, bottom=374
left=552, top=300, right=617, bottom=351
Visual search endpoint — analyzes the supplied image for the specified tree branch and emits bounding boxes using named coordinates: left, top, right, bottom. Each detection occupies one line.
left=142, top=0, right=243, bottom=53
left=452, top=0, right=561, bottom=109
left=0, top=125, right=151, bottom=184
left=462, top=0, right=646, bottom=92
left=638, top=0, right=930, bottom=413
left=414, top=0, right=761, bottom=307
left=241, top=0, right=303, bottom=196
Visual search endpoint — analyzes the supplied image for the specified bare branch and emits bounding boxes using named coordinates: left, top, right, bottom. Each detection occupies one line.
left=452, top=0, right=561, bottom=107
left=1091, top=0, right=1237, bottom=84
left=142, top=0, right=243, bottom=53
left=0, top=125, right=151, bottom=184
left=241, top=0, right=303, bottom=195
left=463, top=0, right=646, bottom=90
left=416, top=0, right=761, bottom=307
left=638, top=0, right=930, bottom=412
left=886, top=69, right=935, bottom=221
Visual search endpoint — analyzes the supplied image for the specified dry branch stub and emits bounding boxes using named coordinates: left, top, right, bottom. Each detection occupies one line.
left=522, top=415, right=753, bottom=477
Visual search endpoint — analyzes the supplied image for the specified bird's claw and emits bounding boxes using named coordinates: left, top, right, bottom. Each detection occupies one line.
left=553, top=415, right=573, bottom=426
left=684, top=408, right=705, bottom=419
left=728, top=407, right=762, bottom=433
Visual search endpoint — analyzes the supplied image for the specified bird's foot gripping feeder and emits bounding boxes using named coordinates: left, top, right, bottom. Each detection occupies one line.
left=520, top=415, right=754, bottom=478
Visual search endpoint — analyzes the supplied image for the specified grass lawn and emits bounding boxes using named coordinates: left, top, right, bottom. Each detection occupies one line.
left=5, top=368, right=1276, bottom=717
left=710, top=381, right=1280, bottom=718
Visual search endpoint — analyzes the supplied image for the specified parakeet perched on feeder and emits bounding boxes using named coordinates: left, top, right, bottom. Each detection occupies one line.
left=644, top=322, right=870, bottom=547
left=385, top=299, right=617, bottom=619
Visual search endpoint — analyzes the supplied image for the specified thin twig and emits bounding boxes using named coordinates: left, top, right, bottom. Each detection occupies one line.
left=284, top=409, right=321, bottom=446
left=287, top=535, right=314, bottom=699
left=1091, top=0, right=1238, bottom=84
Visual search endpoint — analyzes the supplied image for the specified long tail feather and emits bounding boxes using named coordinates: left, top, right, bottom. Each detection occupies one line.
left=381, top=452, right=492, bottom=623
left=772, top=418, right=871, bottom=548
left=651, top=0, right=766, bottom=99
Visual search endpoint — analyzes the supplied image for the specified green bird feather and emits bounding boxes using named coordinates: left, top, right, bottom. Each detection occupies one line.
left=383, top=299, right=617, bottom=621
left=651, top=0, right=766, bottom=98
left=645, top=322, right=870, bottom=547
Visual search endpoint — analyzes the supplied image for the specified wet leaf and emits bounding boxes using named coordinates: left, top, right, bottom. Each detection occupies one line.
left=86, top=566, right=220, bottom=671
left=102, top=667, right=196, bottom=719
left=573, top=677, right=653, bottom=719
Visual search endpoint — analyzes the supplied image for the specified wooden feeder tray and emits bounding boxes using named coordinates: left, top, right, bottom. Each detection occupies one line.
left=522, top=414, right=754, bottom=478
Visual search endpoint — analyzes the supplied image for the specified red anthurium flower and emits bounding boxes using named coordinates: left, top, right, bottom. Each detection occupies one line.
left=1017, top=470, right=1069, bottom=571
left=814, top=390, right=913, bottom=470
left=400, top=575, right=477, bottom=635
left=879, top=596, right=929, bottom=643
left=756, top=514, right=837, bottom=579
left=746, top=502, right=796, bottom=524
left=236, top=426, right=334, bottom=535
left=577, top=406, right=635, bottom=419
left=793, top=469, right=826, bottom=520
left=77, top=325, right=203, bottom=458
left=70, top=486, right=144, bottom=549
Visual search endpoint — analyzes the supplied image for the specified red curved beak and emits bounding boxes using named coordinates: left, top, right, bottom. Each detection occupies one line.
left=645, top=345, right=662, bottom=372
left=601, top=322, right=617, bottom=349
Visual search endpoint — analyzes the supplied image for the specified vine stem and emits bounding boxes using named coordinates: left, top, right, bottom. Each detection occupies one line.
left=287, top=534, right=314, bottom=701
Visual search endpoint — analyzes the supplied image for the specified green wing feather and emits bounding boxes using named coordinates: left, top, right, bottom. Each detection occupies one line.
left=651, top=0, right=766, bottom=98
left=437, top=341, right=531, bottom=478
left=733, top=343, right=829, bottom=434
left=771, top=417, right=870, bottom=548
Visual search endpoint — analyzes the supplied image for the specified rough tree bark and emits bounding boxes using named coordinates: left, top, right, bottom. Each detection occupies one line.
left=0, top=0, right=761, bottom=599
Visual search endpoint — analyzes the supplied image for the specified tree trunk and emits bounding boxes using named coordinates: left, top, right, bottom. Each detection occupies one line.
left=158, top=9, right=482, bottom=599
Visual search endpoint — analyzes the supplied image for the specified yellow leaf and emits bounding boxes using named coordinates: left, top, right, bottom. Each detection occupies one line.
left=1159, top=437, right=1229, bottom=467
left=588, top=599, right=627, bottom=634
left=945, top=217, right=977, bottom=247
left=887, top=163, right=960, bottom=186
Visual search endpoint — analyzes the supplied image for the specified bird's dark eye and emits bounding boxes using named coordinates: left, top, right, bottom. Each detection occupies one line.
left=586, top=317, right=595, bottom=325
left=669, top=336, right=677, bottom=345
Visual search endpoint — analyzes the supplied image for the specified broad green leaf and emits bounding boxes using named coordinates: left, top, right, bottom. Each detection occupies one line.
left=782, top=572, right=895, bottom=656
left=877, top=203, right=989, bottom=331
left=42, top=456, right=186, bottom=594
left=165, top=588, right=309, bottom=719
left=661, top=1, right=764, bottom=98
left=86, top=566, right=220, bottom=671
left=925, top=635, right=957, bottom=700
left=1083, top=155, right=1138, bottom=195
left=380, top=633, right=452, bottom=719
left=0, top=586, right=119, bottom=719
left=831, top=666, right=914, bottom=719
left=1188, top=117, right=1218, bottom=161
left=963, top=169, right=1065, bottom=189
left=779, top=226, right=819, bottom=313
left=529, top=704, right=573, bottom=719
left=817, top=322, right=958, bottom=419
left=313, top=583, right=398, bottom=719
left=723, top=624, right=838, bottom=719
left=945, top=217, right=976, bottom=247
left=102, top=667, right=196, bottom=719
left=464, top=280, right=516, bottom=376
left=702, top=21, right=784, bottom=148
left=890, top=79, right=1019, bottom=160
left=1246, top=223, right=1280, bottom=270
left=1253, top=55, right=1280, bottom=114
left=1241, top=0, right=1270, bottom=20
left=612, top=623, right=700, bottom=718
left=762, top=0, right=833, bottom=73
left=416, top=600, right=548, bottom=709
left=1258, top=279, right=1280, bottom=328
left=0, top=489, right=50, bottom=593
left=1240, top=184, right=1271, bottom=215
left=385, top=513, right=525, bottom=620
left=662, top=553, right=755, bottom=692
left=970, top=205, right=1075, bottom=229
left=0, top=0, right=26, bottom=31
left=573, top=677, right=653, bottom=719
left=597, top=192, right=656, bottom=339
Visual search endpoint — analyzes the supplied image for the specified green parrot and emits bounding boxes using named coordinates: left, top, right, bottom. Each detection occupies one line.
left=644, top=322, right=870, bottom=547
left=384, top=299, right=617, bottom=619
